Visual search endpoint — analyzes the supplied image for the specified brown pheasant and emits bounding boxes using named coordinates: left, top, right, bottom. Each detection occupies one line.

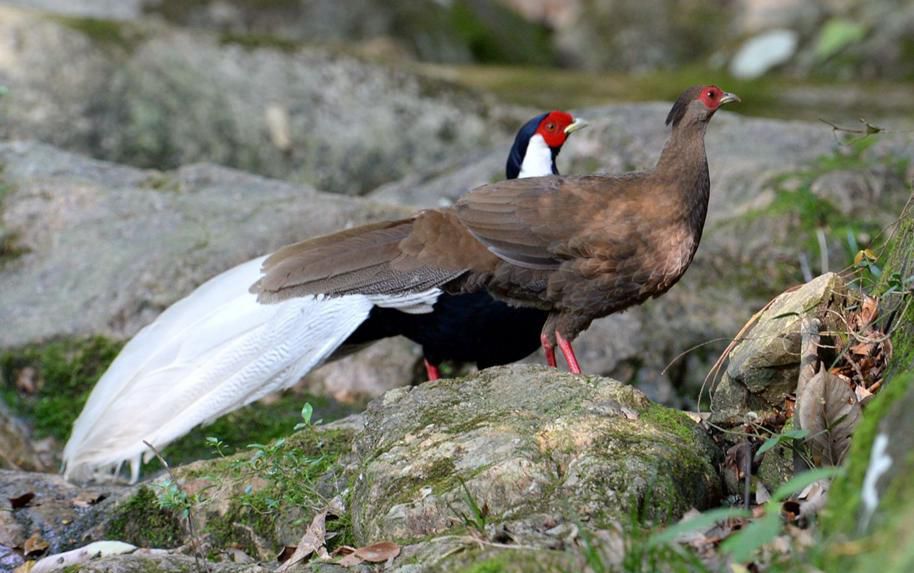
left=253, top=85, right=739, bottom=373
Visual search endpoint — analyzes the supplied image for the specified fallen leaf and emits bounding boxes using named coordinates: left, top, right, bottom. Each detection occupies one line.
left=849, top=342, right=874, bottom=356
left=9, top=493, right=35, bottom=510
left=276, top=498, right=342, bottom=572
left=796, top=368, right=861, bottom=466
left=13, top=562, right=35, bottom=573
left=23, top=533, right=49, bottom=557
left=353, top=541, right=400, bottom=563
left=854, top=384, right=873, bottom=404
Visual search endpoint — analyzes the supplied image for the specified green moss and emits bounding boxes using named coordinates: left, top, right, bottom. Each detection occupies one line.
left=148, top=391, right=355, bottom=469
left=640, top=403, right=696, bottom=442
left=53, top=15, right=146, bottom=52
left=106, top=486, right=185, bottom=548
left=0, top=336, right=123, bottom=440
left=200, top=428, right=355, bottom=552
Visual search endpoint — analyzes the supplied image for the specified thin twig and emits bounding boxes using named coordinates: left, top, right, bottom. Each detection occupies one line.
left=144, top=440, right=208, bottom=573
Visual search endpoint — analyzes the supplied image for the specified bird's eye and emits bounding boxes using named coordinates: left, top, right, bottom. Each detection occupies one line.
left=707, top=91, right=716, bottom=99
left=546, top=123, right=556, bottom=131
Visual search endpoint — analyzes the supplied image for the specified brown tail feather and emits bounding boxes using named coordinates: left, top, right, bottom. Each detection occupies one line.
left=252, top=218, right=463, bottom=302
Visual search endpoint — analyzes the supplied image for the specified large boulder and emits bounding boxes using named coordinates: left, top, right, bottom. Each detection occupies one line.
left=3, top=366, right=722, bottom=572
left=710, top=272, right=848, bottom=425
left=0, top=141, right=411, bottom=348
left=0, top=4, right=515, bottom=195
left=350, top=365, right=721, bottom=544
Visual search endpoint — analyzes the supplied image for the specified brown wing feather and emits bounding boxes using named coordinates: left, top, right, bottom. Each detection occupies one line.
left=455, top=174, right=649, bottom=270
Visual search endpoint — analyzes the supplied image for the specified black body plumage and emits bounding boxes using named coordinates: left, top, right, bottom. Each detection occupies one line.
left=344, top=118, right=562, bottom=370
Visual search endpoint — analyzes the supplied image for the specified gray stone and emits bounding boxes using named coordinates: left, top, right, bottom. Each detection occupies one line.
left=0, top=141, right=409, bottom=349
left=0, top=5, right=513, bottom=196
left=710, top=273, right=848, bottom=425
left=350, top=364, right=721, bottom=544
left=0, top=469, right=128, bottom=554
left=0, top=398, right=50, bottom=472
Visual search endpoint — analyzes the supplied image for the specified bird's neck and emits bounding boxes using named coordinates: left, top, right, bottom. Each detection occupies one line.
left=518, top=134, right=558, bottom=178
left=653, top=120, right=711, bottom=241
left=655, top=120, right=708, bottom=179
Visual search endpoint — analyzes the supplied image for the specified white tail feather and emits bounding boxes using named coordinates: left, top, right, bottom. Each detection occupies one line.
left=63, top=256, right=439, bottom=482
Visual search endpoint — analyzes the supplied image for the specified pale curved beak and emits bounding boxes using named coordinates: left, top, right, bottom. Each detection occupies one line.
left=720, top=92, right=741, bottom=105
left=564, top=118, right=588, bottom=135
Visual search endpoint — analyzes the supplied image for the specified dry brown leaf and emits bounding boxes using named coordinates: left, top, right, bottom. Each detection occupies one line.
left=857, top=296, right=878, bottom=327
left=276, top=510, right=329, bottom=572
left=275, top=496, right=344, bottom=572
left=855, top=384, right=874, bottom=404
left=23, top=532, right=49, bottom=557
left=9, top=492, right=35, bottom=510
left=353, top=541, right=400, bottom=563
left=849, top=342, right=874, bottom=356
left=796, top=368, right=861, bottom=466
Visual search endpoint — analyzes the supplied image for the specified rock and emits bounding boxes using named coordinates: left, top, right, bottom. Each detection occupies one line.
left=734, top=0, right=822, bottom=35
left=729, top=29, right=799, bottom=79
left=548, top=0, right=735, bottom=71
left=0, top=141, right=409, bottom=349
left=70, top=552, right=269, bottom=572
left=0, top=4, right=513, bottom=196
left=710, top=273, right=848, bottom=425
left=0, top=469, right=129, bottom=554
left=0, top=398, right=50, bottom=472
left=350, top=365, right=721, bottom=544
left=142, top=0, right=557, bottom=66
left=811, top=190, right=914, bottom=569
left=1, top=367, right=724, bottom=570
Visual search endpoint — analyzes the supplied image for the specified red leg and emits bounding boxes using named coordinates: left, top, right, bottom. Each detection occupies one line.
left=555, top=331, right=581, bottom=374
left=424, top=359, right=441, bottom=381
left=540, top=333, right=557, bottom=368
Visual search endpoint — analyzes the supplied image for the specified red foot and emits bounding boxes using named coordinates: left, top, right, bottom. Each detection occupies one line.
left=424, top=359, right=441, bottom=381
left=541, top=333, right=557, bottom=368
left=555, top=331, right=581, bottom=374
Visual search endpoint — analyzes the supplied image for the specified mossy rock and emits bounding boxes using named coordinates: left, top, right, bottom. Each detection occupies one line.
left=350, top=364, right=722, bottom=545
left=816, top=194, right=914, bottom=571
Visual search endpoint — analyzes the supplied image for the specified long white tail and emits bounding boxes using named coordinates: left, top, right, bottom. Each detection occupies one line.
left=63, top=256, right=437, bottom=482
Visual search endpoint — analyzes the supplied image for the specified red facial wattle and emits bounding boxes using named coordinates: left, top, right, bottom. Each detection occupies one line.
left=537, top=111, right=575, bottom=148
left=699, top=86, right=724, bottom=110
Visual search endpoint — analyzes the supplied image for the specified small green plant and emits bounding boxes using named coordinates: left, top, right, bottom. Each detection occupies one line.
left=755, top=428, right=809, bottom=461
left=293, top=402, right=314, bottom=431
left=205, top=436, right=229, bottom=458
left=448, top=478, right=488, bottom=535
left=154, top=479, right=193, bottom=520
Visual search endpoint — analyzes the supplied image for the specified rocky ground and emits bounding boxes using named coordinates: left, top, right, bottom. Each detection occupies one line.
left=1, top=1, right=914, bottom=571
